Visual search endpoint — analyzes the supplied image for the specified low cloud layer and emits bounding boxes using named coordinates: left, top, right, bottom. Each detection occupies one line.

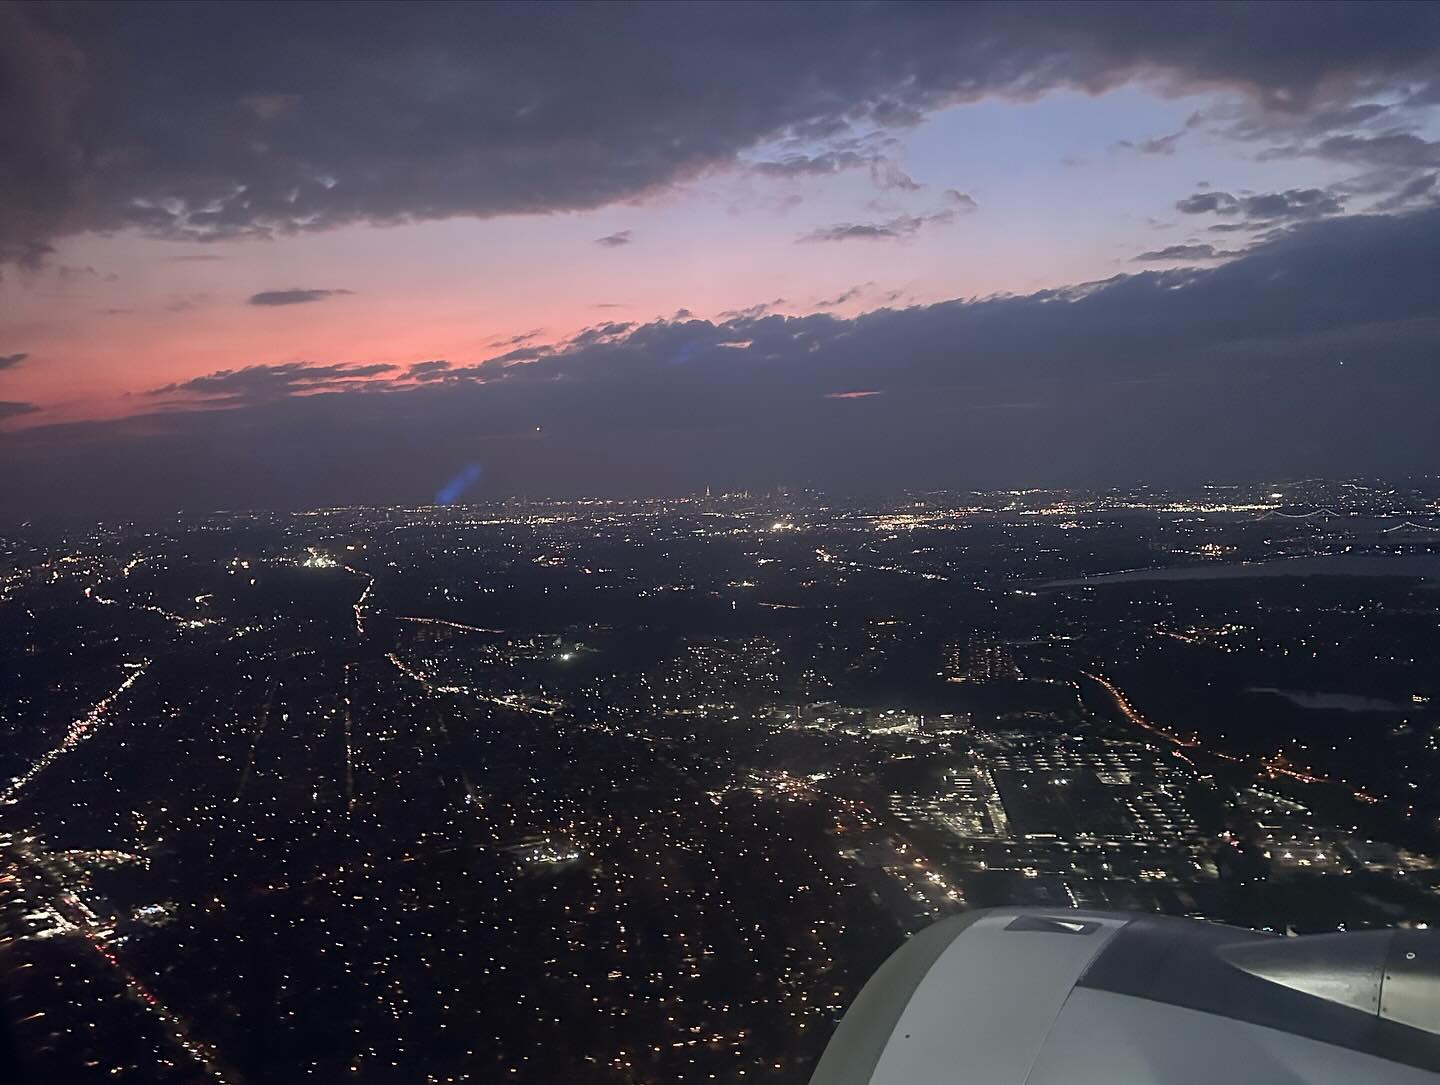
left=0, top=352, right=29, bottom=371
left=1177, top=186, right=1345, bottom=221
left=7, top=207, right=1440, bottom=517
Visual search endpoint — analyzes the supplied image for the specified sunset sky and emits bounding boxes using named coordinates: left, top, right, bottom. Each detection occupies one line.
left=4, top=2, right=1440, bottom=515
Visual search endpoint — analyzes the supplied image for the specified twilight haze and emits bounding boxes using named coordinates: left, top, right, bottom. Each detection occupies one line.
left=3, top=1, right=1440, bottom=516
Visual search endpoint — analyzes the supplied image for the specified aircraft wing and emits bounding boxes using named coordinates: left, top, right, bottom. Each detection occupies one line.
left=811, top=908, right=1439, bottom=1084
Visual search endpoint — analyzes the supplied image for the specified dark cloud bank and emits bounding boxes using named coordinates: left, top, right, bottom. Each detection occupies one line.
left=5, top=2, right=1440, bottom=263
left=4, top=208, right=1440, bottom=517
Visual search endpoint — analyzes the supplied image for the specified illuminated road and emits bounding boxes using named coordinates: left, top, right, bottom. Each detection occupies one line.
left=814, top=547, right=949, bottom=582
left=1084, top=670, right=1382, bottom=807
left=385, top=652, right=560, bottom=715
left=343, top=662, right=357, bottom=813
left=352, top=574, right=375, bottom=635
left=396, top=615, right=507, bottom=635
left=1, top=663, right=152, bottom=804
left=6, top=843, right=238, bottom=1085
left=1082, top=670, right=1198, bottom=749
left=233, top=680, right=275, bottom=803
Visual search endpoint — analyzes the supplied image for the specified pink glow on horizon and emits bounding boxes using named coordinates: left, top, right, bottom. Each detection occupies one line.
left=0, top=243, right=925, bottom=429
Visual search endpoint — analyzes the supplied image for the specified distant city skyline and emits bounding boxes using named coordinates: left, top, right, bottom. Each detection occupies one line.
left=3, top=3, right=1440, bottom=516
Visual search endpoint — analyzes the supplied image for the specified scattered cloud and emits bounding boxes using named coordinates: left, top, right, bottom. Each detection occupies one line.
left=1243, top=188, right=1345, bottom=219
left=481, top=346, right=549, bottom=366
left=149, top=361, right=397, bottom=405
left=1176, top=192, right=1234, bottom=214
left=1118, top=111, right=1205, bottom=155
left=247, top=288, right=354, bottom=307
left=594, top=230, right=633, bottom=248
left=0, top=352, right=30, bottom=371
left=565, top=321, right=636, bottom=347
left=799, top=209, right=958, bottom=243
left=1176, top=187, right=1345, bottom=221
left=1133, top=243, right=1232, bottom=262
left=719, top=299, right=786, bottom=320
left=405, top=360, right=452, bottom=382
left=871, top=159, right=923, bottom=191
left=753, top=150, right=873, bottom=178
left=1275, top=131, right=1440, bottom=170
left=1374, top=172, right=1438, bottom=211
left=941, top=189, right=978, bottom=209
left=1232, top=124, right=1440, bottom=216
left=0, top=401, right=39, bottom=421
left=485, top=330, right=545, bottom=351
left=815, top=284, right=871, bottom=307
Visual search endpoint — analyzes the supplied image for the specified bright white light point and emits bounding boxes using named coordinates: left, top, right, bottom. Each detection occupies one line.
left=1269, top=492, right=1282, bottom=499
left=559, top=652, right=574, bottom=661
